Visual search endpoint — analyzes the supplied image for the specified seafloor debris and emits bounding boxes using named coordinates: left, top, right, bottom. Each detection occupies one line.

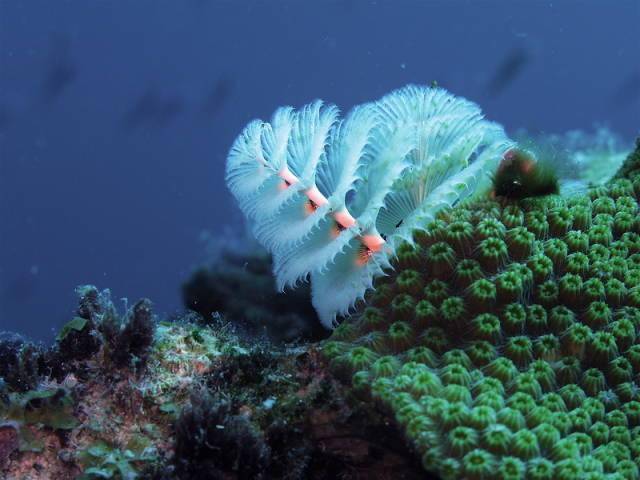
left=1, top=288, right=425, bottom=479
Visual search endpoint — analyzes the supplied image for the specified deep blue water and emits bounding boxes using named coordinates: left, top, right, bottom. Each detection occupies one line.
left=0, top=0, right=638, bottom=341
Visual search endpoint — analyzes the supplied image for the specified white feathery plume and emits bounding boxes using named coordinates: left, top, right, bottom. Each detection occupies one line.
left=226, top=84, right=514, bottom=327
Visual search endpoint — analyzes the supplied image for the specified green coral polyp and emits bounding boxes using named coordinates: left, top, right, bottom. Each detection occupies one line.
left=471, top=313, right=502, bottom=342
left=548, top=305, right=575, bottom=332
left=510, top=372, right=543, bottom=399
left=504, top=336, right=534, bottom=368
left=442, top=384, right=473, bottom=405
left=565, top=252, right=590, bottom=276
left=583, top=278, right=605, bottom=303
left=540, top=392, right=567, bottom=412
left=534, top=334, right=561, bottom=361
left=474, top=391, right=504, bottom=410
left=533, top=422, right=561, bottom=450
left=533, top=281, right=559, bottom=309
left=440, top=296, right=467, bottom=328
left=548, top=206, right=574, bottom=236
left=447, top=426, right=479, bottom=456
left=441, top=349, right=472, bottom=368
left=581, top=368, right=607, bottom=397
left=614, top=211, right=636, bottom=236
left=482, top=424, right=512, bottom=455
left=359, top=306, right=387, bottom=332
left=593, top=196, right=617, bottom=215
left=559, top=273, right=583, bottom=306
left=506, top=226, right=534, bottom=260
left=588, top=331, right=618, bottom=366
left=501, top=205, right=524, bottom=228
left=420, top=326, right=450, bottom=353
left=446, top=220, right=475, bottom=255
left=527, top=405, right=554, bottom=429
left=526, top=304, right=547, bottom=334
left=558, top=384, right=586, bottom=410
left=477, top=237, right=508, bottom=272
left=454, top=258, right=484, bottom=289
left=583, top=300, right=611, bottom=329
left=336, top=346, right=378, bottom=374
left=570, top=204, right=591, bottom=231
left=543, top=238, right=568, bottom=269
left=467, top=278, right=497, bottom=313
left=355, top=330, right=387, bottom=353
left=476, top=217, right=506, bottom=240
left=411, top=370, right=443, bottom=397
left=555, top=361, right=583, bottom=391
left=511, top=429, right=540, bottom=460
left=608, top=357, right=633, bottom=385
left=593, top=212, right=614, bottom=227
left=605, top=279, right=627, bottom=306
left=565, top=230, right=589, bottom=253
left=427, top=241, right=457, bottom=278
left=496, top=407, right=526, bottom=432
left=467, top=405, right=497, bottom=430
left=506, top=392, right=537, bottom=416
left=462, top=448, right=495, bottom=480
left=528, top=359, right=556, bottom=393
left=423, top=279, right=450, bottom=306
left=386, top=320, right=414, bottom=352
left=405, top=346, right=438, bottom=367
left=395, top=269, right=424, bottom=296
left=466, top=340, right=497, bottom=366
left=525, top=210, right=549, bottom=238
left=441, top=401, right=472, bottom=429
left=495, top=271, right=524, bottom=304
left=440, top=363, right=472, bottom=388
left=395, top=241, right=423, bottom=270
left=496, top=456, right=525, bottom=480
left=370, top=355, right=401, bottom=378
left=582, top=397, right=606, bottom=422
left=500, top=303, right=525, bottom=335
left=390, top=293, right=416, bottom=321
left=610, top=239, right=630, bottom=258
left=568, top=407, right=592, bottom=433
left=623, top=233, right=640, bottom=253
left=527, top=254, right=554, bottom=283
left=527, top=458, right=555, bottom=480
left=589, top=224, right=613, bottom=246
left=486, top=357, right=518, bottom=384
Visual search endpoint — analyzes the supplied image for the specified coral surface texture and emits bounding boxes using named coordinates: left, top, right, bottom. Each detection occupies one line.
left=322, top=139, right=640, bottom=479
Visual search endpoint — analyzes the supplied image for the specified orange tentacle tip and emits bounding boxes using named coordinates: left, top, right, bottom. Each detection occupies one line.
left=278, top=166, right=299, bottom=188
left=361, top=233, right=386, bottom=252
left=333, top=208, right=357, bottom=229
left=304, top=185, right=329, bottom=207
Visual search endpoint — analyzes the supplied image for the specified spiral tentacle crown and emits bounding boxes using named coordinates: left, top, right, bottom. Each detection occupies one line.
left=226, top=84, right=513, bottom=327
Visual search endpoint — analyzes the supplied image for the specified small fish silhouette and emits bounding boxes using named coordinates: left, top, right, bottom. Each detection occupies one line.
left=488, top=47, right=530, bottom=97
left=40, top=33, right=77, bottom=104
left=122, top=89, right=184, bottom=129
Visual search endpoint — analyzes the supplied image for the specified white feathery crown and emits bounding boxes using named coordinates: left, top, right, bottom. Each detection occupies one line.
left=226, top=84, right=513, bottom=328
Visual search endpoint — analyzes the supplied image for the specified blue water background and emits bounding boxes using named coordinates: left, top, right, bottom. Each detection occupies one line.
left=0, top=0, right=638, bottom=340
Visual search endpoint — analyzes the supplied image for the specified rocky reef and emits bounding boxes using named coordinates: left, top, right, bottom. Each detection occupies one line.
left=1, top=286, right=424, bottom=479
left=1, top=139, right=639, bottom=479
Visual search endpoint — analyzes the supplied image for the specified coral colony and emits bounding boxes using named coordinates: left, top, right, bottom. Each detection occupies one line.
left=227, top=86, right=640, bottom=478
